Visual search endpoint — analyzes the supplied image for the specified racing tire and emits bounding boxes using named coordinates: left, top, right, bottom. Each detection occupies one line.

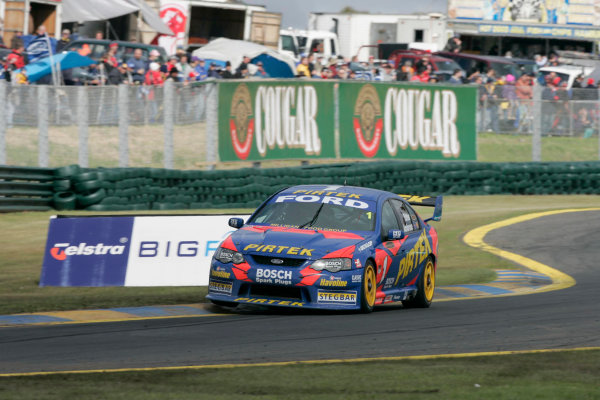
left=360, top=261, right=377, bottom=313
left=402, top=257, right=435, bottom=308
left=210, top=300, right=237, bottom=308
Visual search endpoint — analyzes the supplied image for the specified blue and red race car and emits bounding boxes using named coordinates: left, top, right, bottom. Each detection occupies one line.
left=207, top=185, right=442, bottom=312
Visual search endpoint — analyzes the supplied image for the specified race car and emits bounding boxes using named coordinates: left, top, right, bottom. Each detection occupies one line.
left=206, top=185, right=442, bottom=312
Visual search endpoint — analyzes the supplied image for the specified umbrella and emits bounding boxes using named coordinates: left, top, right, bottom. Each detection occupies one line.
left=192, top=38, right=296, bottom=78
left=22, top=52, right=97, bottom=83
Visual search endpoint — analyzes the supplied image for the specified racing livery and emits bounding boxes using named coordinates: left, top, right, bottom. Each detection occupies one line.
left=206, top=185, right=442, bottom=312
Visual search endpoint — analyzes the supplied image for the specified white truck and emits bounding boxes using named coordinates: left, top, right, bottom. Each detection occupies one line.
left=278, top=28, right=340, bottom=62
left=308, top=12, right=447, bottom=61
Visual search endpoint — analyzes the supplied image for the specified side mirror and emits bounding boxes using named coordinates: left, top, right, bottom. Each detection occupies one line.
left=228, top=217, right=244, bottom=229
left=387, top=229, right=405, bottom=241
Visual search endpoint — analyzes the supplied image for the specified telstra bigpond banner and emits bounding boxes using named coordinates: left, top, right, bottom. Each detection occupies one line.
left=218, top=81, right=477, bottom=162
left=41, top=214, right=249, bottom=287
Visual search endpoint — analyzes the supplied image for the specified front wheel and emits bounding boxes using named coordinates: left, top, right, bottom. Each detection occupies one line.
left=402, top=257, right=435, bottom=308
left=360, top=261, right=377, bottom=313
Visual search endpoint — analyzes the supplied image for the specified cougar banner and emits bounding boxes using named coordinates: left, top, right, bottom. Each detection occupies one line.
left=218, top=81, right=336, bottom=161
left=339, top=82, right=477, bottom=160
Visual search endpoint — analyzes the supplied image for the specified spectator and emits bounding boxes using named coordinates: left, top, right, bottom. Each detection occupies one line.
left=194, top=58, right=208, bottom=81
left=166, top=68, right=180, bottom=82
left=10, top=31, right=23, bottom=51
left=95, top=30, right=104, bottom=40
left=221, top=61, right=235, bottom=79
left=380, top=63, right=395, bottom=81
left=106, top=43, right=119, bottom=68
left=208, top=62, right=221, bottom=79
left=321, top=67, right=334, bottom=79
left=308, top=53, right=320, bottom=77
left=6, top=44, right=26, bottom=70
left=252, top=61, right=270, bottom=78
left=448, top=68, right=463, bottom=84
left=127, top=48, right=146, bottom=84
left=107, top=63, right=128, bottom=85
left=396, top=60, right=414, bottom=81
left=515, top=73, right=534, bottom=131
left=534, top=54, right=547, bottom=68
left=145, top=62, right=163, bottom=86
left=444, top=35, right=462, bottom=53
left=481, top=79, right=500, bottom=132
left=147, top=49, right=161, bottom=70
left=415, top=54, right=432, bottom=73
left=296, top=56, right=310, bottom=77
left=501, top=74, right=517, bottom=125
left=160, top=55, right=178, bottom=79
left=177, top=54, right=193, bottom=80
left=428, top=75, right=439, bottom=83
left=484, top=69, right=496, bottom=83
left=56, top=29, right=71, bottom=53
left=236, top=55, right=251, bottom=76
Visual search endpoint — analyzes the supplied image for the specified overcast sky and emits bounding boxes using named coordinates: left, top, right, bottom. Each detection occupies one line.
left=244, top=0, right=448, bottom=29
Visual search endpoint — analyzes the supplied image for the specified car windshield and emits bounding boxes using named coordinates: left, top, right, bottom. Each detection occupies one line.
left=433, top=59, right=462, bottom=73
left=249, top=201, right=376, bottom=232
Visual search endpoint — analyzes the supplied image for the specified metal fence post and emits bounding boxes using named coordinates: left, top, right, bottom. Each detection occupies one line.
left=38, top=85, right=49, bottom=167
left=163, top=80, right=174, bottom=169
left=334, top=82, right=340, bottom=159
left=532, top=84, right=542, bottom=162
left=118, top=84, right=129, bottom=167
left=205, top=82, right=218, bottom=169
left=0, top=81, right=6, bottom=165
left=77, top=86, right=89, bottom=167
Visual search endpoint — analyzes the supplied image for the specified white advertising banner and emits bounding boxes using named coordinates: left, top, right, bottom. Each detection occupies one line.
left=125, top=215, right=250, bottom=286
left=158, top=0, right=188, bottom=55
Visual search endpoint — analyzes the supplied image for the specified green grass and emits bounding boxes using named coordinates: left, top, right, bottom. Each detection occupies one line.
left=478, top=132, right=600, bottom=162
left=1, top=196, right=599, bottom=315
left=1, top=350, right=599, bottom=399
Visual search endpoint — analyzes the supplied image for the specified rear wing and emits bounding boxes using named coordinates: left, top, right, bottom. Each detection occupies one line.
left=398, top=195, right=443, bottom=222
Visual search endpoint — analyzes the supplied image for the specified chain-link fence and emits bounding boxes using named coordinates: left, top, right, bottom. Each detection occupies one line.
left=0, top=80, right=598, bottom=168
left=0, top=80, right=217, bottom=169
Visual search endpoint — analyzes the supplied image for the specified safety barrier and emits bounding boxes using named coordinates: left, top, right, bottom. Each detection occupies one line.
left=0, top=165, right=55, bottom=212
left=41, top=161, right=600, bottom=211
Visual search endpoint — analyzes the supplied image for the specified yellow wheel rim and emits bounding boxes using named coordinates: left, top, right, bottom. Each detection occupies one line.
left=424, top=260, right=435, bottom=302
left=364, top=265, right=376, bottom=307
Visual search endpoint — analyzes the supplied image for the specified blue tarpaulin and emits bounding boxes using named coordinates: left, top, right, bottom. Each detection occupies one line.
left=23, top=52, right=96, bottom=83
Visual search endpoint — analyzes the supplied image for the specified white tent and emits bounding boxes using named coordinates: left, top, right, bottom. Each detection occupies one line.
left=192, top=38, right=296, bottom=78
left=62, top=0, right=172, bottom=35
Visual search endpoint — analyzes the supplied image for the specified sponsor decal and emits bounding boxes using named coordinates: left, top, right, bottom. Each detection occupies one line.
left=292, top=189, right=361, bottom=198
left=228, top=84, right=323, bottom=159
left=256, top=268, right=293, bottom=285
left=229, top=84, right=254, bottom=160
left=394, top=230, right=432, bottom=285
left=319, top=277, right=348, bottom=287
left=138, top=240, right=211, bottom=257
left=383, top=88, right=460, bottom=158
left=317, top=290, right=357, bottom=304
left=384, top=277, right=395, bottom=289
left=275, top=194, right=371, bottom=210
left=352, top=274, right=362, bottom=283
left=211, top=269, right=231, bottom=279
left=235, top=297, right=304, bottom=307
left=243, top=244, right=313, bottom=257
left=354, top=259, right=362, bottom=269
left=50, top=241, right=127, bottom=260
left=353, top=84, right=383, bottom=158
left=209, top=280, right=233, bottom=295
left=357, top=241, right=373, bottom=252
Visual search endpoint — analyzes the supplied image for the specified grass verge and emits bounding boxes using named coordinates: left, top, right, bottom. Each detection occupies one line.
left=0, top=349, right=598, bottom=399
left=1, top=195, right=598, bottom=315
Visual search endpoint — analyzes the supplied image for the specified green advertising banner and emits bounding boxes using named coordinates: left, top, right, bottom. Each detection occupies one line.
left=338, top=82, right=477, bottom=160
left=218, top=81, right=336, bottom=161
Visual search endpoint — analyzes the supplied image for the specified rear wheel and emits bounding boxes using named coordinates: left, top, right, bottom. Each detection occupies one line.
left=402, top=257, right=435, bottom=308
left=360, top=261, right=377, bottom=313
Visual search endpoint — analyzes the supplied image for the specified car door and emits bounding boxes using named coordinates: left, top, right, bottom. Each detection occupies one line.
left=388, top=199, right=425, bottom=288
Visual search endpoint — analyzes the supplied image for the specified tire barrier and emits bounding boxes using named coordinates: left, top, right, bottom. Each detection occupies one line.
left=0, top=165, right=56, bottom=212
left=3, top=161, right=600, bottom=212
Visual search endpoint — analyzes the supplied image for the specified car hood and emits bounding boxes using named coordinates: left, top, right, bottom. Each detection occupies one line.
left=230, top=225, right=371, bottom=260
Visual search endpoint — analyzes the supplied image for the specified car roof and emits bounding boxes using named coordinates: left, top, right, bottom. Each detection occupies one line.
left=437, top=52, right=515, bottom=64
left=277, top=185, right=393, bottom=203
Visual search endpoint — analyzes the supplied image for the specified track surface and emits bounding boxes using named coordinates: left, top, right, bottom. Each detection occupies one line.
left=2, top=210, right=599, bottom=374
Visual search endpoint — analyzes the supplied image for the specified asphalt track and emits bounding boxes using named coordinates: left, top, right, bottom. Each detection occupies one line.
left=1, top=209, right=599, bottom=375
